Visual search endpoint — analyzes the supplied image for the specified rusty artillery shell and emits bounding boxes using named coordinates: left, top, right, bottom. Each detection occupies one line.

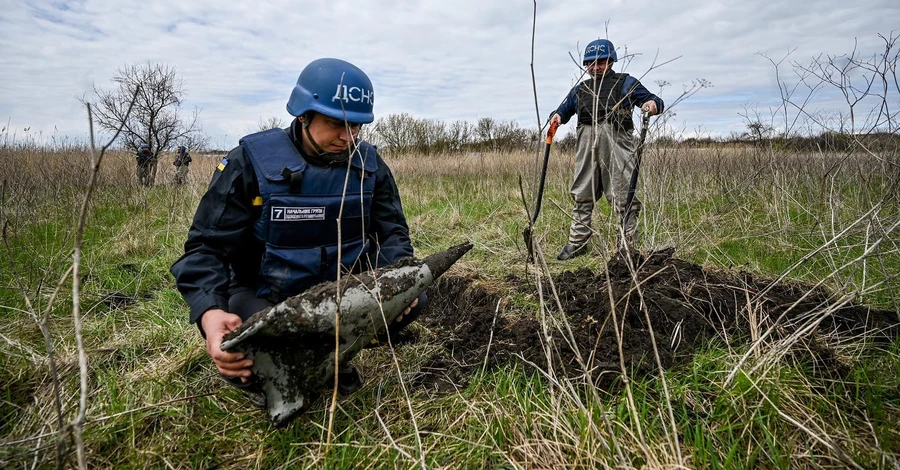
left=221, top=241, right=472, bottom=426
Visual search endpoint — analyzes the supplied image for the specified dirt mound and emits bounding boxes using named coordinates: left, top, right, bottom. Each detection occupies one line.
left=411, top=249, right=899, bottom=390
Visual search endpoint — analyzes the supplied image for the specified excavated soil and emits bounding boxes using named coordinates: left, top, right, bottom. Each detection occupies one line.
left=407, top=248, right=900, bottom=392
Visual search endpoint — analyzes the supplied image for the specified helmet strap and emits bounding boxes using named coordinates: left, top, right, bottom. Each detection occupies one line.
left=301, top=117, right=328, bottom=155
left=300, top=114, right=351, bottom=165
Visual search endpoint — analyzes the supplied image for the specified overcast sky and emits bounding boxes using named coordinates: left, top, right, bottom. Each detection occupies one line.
left=2, top=0, right=898, bottom=149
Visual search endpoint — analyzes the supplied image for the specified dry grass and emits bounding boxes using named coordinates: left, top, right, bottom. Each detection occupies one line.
left=0, top=141, right=898, bottom=468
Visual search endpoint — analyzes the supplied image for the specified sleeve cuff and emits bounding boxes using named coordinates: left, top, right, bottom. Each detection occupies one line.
left=187, top=293, right=229, bottom=325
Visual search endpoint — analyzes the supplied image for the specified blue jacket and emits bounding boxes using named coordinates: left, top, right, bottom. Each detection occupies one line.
left=170, top=120, right=414, bottom=324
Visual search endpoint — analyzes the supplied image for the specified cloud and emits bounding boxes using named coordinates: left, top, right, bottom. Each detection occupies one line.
left=2, top=0, right=897, bottom=147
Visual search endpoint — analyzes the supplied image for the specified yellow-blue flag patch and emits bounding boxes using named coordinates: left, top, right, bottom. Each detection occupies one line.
left=217, top=157, right=229, bottom=171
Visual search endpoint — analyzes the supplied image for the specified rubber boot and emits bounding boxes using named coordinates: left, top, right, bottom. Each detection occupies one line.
left=559, top=202, right=593, bottom=260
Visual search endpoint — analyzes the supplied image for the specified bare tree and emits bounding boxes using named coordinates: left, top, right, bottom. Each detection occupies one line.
left=86, top=61, right=204, bottom=185
left=738, top=104, right=777, bottom=145
left=368, top=113, right=535, bottom=155
left=447, top=119, right=474, bottom=151
left=258, top=116, right=287, bottom=131
left=371, top=113, right=418, bottom=155
left=792, top=33, right=899, bottom=136
left=178, top=132, right=210, bottom=153
left=476, top=117, right=497, bottom=150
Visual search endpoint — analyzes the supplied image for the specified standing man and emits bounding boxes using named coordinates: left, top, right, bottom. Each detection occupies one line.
left=170, top=58, right=423, bottom=403
left=135, top=143, right=155, bottom=186
left=550, top=38, right=664, bottom=260
left=173, top=145, right=192, bottom=185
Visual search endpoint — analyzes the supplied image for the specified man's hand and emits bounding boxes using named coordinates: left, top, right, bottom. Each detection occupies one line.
left=549, top=113, right=562, bottom=127
left=641, top=101, right=659, bottom=116
left=200, top=309, right=254, bottom=382
left=394, top=297, right=419, bottom=325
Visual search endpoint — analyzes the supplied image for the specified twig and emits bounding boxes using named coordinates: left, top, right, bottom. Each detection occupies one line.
left=530, top=233, right=625, bottom=462
left=528, top=0, right=541, bottom=130
left=481, top=298, right=503, bottom=375
left=1, top=392, right=213, bottom=447
left=748, top=376, right=865, bottom=469
left=1, top=184, right=68, bottom=468
left=324, top=81, right=426, bottom=468
left=624, top=260, right=684, bottom=465
left=726, top=212, right=900, bottom=385
left=599, top=252, right=650, bottom=459
left=352, top=273, right=427, bottom=469
left=89, top=392, right=215, bottom=424
left=72, top=90, right=139, bottom=469
left=327, top=71, right=353, bottom=453
left=374, top=382, right=416, bottom=462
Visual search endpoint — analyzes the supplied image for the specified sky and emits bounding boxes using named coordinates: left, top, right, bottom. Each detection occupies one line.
left=1, top=0, right=898, bottom=149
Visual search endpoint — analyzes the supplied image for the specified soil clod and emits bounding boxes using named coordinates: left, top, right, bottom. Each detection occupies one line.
left=413, top=249, right=899, bottom=390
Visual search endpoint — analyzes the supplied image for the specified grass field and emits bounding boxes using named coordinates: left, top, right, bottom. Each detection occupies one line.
left=1, top=140, right=898, bottom=469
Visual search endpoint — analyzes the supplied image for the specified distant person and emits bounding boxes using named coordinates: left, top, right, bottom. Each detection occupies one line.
left=173, top=145, right=192, bottom=184
left=135, top=143, right=156, bottom=186
left=170, top=58, right=423, bottom=405
left=550, top=38, right=664, bottom=260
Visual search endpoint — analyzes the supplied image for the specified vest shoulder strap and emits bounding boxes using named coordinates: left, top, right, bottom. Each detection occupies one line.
left=240, top=129, right=307, bottom=182
left=242, top=128, right=380, bottom=179
left=351, top=141, right=379, bottom=173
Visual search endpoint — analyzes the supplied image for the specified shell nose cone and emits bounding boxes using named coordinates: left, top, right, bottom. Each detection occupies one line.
left=423, top=242, right=473, bottom=278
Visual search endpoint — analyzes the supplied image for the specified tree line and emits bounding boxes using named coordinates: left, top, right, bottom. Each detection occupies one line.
left=87, top=62, right=551, bottom=156
left=88, top=28, right=898, bottom=158
left=362, top=113, right=543, bottom=155
left=654, top=131, right=899, bottom=152
left=254, top=113, right=551, bottom=156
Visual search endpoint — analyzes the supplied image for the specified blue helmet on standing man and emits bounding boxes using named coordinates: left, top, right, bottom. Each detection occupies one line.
left=583, top=39, right=617, bottom=64
left=286, top=58, right=375, bottom=124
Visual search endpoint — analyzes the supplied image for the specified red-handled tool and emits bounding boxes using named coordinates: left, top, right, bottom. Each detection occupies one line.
left=523, top=119, right=560, bottom=261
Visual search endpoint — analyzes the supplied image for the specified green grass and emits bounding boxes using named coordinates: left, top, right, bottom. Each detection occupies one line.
left=0, top=145, right=898, bottom=468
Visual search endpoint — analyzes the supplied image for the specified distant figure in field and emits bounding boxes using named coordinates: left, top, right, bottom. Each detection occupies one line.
left=550, top=38, right=664, bottom=260
left=135, top=143, right=156, bottom=186
left=173, top=145, right=192, bottom=185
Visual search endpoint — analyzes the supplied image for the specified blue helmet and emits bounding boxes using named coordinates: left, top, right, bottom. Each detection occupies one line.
left=286, top=58, right=375, bottom=124
left=179, top=145, right=187, bottom=152
left=584, top=39, right=617, bottom=64
left=139, top=143, right=149, bottom=150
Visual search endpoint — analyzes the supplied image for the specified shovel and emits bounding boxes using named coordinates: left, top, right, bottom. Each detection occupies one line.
left=622, top=110, right=652, bottom=233
left=523, top=119, right=560, bottom=260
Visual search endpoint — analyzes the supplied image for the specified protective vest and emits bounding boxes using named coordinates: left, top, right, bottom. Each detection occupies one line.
left=576, top=72, right=634, bottom=131
left=174, top=152, right=191, bottom=166
left=241, top=128, right=378, bottom=301
left=136, top=150, right=153, bottom=165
